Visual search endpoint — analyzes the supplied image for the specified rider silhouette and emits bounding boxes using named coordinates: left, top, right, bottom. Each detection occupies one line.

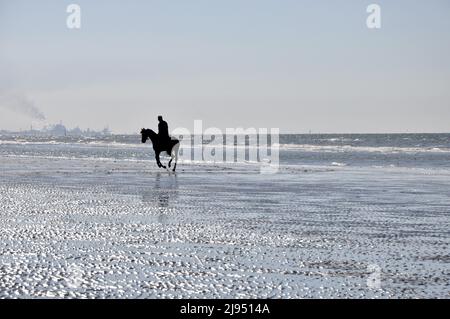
left=158, top=115, right=170, bottom=144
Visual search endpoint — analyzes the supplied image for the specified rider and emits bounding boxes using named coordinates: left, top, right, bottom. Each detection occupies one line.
left=157, top=115, right=170, bottom=144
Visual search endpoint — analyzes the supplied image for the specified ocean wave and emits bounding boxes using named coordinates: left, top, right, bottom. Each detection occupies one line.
left=3, top=138, right=450, bottom=154
left=0, top=140, right=65, bottom=145
left=331, top=162, right=347, bottom=167
left=0, top=139, right=147, bottom=149
left=276, top=144, right=450, bottom=154
left=3, top=138, right=450, bottom=157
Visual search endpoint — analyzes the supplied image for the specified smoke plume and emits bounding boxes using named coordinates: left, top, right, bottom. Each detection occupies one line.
left=0, top=93, right=46, bottom=120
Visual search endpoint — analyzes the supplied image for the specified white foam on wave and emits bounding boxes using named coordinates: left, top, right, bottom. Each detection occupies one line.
left=276, top=144, right=450, bottom=154
left=0, top=140, right=65, bottom=145
left=5, top=139, right=449, bottom=155
left=331, top=162, right=347, bottom=167
left=85, top=141, right=145, bottom=148
left=0, top=139, right=149, bottom=149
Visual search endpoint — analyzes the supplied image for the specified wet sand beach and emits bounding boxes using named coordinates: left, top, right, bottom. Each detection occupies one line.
left=1, top=152, right=449, bottom=298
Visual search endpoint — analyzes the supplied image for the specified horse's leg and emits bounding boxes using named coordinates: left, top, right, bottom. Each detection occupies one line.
left=168, top=145, right=176, bottom=168
left=172, top=142, right=180, bottom=172
left=155, top=152, right=161, bottom=168
left=155, top=152, right=166, bottom=169
left=160, top=153, right=166, bottom=169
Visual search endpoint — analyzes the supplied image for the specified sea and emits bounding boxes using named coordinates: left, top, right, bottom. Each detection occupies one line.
left=0, top=133, right=449, bottom=170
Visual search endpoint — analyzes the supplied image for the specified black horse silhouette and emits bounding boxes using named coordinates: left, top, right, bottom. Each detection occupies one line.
left=141, top=128, right=180, bottom=171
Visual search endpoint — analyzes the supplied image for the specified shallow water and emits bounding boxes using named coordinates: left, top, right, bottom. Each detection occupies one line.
left=0, top=135, right=449, bottom=298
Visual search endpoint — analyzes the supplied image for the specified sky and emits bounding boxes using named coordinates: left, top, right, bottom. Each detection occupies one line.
left=0, top=0, right=449, bottom=134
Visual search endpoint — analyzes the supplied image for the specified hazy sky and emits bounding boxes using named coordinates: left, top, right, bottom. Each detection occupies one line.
left=1, top=0, right=449, bottom=133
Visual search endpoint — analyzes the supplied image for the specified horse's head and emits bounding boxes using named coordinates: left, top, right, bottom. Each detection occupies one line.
left=140, top=128, right=156, bottom=143
left=141, top=128, right=148, bottom=143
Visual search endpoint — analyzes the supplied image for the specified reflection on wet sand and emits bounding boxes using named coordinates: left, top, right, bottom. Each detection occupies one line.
left=141, top=172, right=178, bottom=223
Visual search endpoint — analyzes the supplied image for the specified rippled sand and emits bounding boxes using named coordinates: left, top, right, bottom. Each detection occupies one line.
left=0, top=155, right=449, bottom=298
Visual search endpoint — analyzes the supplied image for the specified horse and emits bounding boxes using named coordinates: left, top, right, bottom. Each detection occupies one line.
left=140, top=128, right=180, bottom=172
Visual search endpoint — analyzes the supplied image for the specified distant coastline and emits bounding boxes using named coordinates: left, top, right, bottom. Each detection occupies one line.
left=0, top=123, right=111, bottom=137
